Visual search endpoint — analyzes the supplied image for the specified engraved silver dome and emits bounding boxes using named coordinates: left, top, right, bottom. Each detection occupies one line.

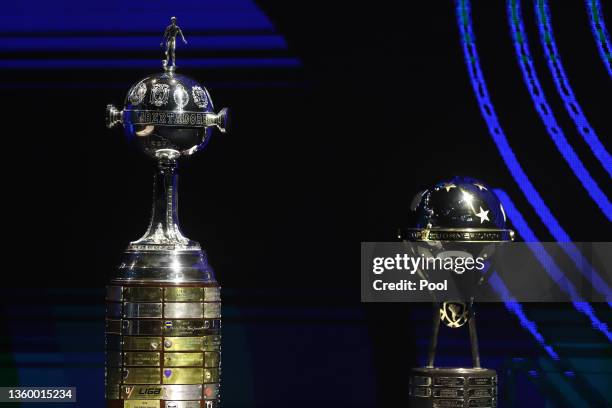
left=106, top=71, right=228, bottom=157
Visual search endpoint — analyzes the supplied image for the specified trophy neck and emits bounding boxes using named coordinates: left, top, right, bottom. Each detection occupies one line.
left=128, top=150, right=200, bottom=252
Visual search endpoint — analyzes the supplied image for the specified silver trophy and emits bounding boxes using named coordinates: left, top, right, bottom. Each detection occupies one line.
left=399, top=177, right=514, bottom=408
left=105, top=19, right=229, bottom=408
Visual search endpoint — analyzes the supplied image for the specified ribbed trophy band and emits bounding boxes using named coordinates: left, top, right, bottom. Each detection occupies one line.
left=409, top=367, right=496, bottom=408
left=105, top=284, right=221, bottom=408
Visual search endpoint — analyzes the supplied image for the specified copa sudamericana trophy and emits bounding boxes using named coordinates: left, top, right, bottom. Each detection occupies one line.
left=105, top=18, right=229, bottom=408
left=399, top=177, right=514, bottom=408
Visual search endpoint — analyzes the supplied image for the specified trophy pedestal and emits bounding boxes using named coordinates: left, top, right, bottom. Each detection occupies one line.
left=105, top=280, right=221, bottom=408
left=409, top=367, right=496, bottom=408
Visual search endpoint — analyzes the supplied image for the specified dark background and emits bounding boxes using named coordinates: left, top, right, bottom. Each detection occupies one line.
left=0, top=1, right=610, bottom=407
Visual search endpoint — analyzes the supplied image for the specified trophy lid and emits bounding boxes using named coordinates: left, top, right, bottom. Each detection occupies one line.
left=399, top=176, right=514, bottom=242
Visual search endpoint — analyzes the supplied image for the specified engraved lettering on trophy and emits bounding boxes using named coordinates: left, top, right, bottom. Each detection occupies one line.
left=165, top=287, right=203, bottom=302
left=123, top=367, right=161, bottom=384
left=163, top=368, right=204, bottom=384
left=164, top=352, right=204, bottom=367
left=124, top=352, right=161, bottom=367
left=468, top=397, right=494, bottom=407
left=164, top=302, right=204, bottom=319
left=434, top=377, right=465, bottom=387
left=123, top=303, right=163, bottom=318
left=432, top=400, right=464, bottom=408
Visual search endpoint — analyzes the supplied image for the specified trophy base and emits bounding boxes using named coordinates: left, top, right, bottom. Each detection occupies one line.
left=409, top=367, right=496, bottom=408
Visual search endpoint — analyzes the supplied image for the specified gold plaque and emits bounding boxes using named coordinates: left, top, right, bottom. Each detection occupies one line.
left=124, top=400, right=160, bottom=408
left=106, top=367, right=122, bottom=384
left=203, top=335, right=221, bottom=351
left=204, top=352, right=220, bottom=368
left=163, top=352, right=204, bottom=367
left=124, top=336, right=162, bottom=351
left=203, top=368, right=219, bottom=383
left=163, top=337, right=203, bottom=351
left=124, top=287, right=163, bottom=302
left=124, top=352, right=160, bottom=366
left=203, top=302, right=221, bottom=319
left=123, top=367, right=161, bottom=384
left=163, top=320, right=205, bottom=336
left=162, top=368, right=204, bottom=384
left=203, top=287, right=220, bottom=301
left=107, top=351, right=122, bottom=367
left=165, top=287, right=203, bottom=302
left=122, top=385, right=164, bottom=400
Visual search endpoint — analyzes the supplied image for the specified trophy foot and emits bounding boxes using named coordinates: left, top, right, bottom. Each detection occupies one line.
left=409, top=367, right=496, bottom=408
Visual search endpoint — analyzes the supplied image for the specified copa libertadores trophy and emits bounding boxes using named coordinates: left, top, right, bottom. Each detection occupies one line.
left=105, top=17, right=229, bottom=408
left=399, top=177, right=514, bottom=408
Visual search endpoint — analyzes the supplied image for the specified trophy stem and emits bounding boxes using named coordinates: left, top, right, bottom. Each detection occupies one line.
left=468, top=308, right=481, bottom=368
left=129, top=149, right=199, bottom=251
left=426, top=304, right=441, bottom=368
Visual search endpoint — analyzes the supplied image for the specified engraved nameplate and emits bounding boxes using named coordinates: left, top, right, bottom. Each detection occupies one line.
left=433, top=388, right=464, bottom=398
left=106, top=303, right=122, bottom=318
left=469, top=388, right=494, bottom=398
left=203, top=383, right=220, bottom=400
left=203, top=287, right=220, bottom=301
left=204, top=352, right=220, bottom=368
left=163, top=384, right=203, bottom=400
left=106, top=368, right=122, bottom=384
left=123, top=303, right=163, bottom=318
left=106, top=286, right=123, bottom=301
left=434, top=377, right=465, bottom=387
left=203, top=303, right=221, bottom=319
left=124, top=401, right=159, bottom=408
left=410, top=386, right=431, bottom=397
left=165, top=402, right=200, bottom=408
left=122, top=385, right=164, bottom=400
left=164, top=337, right=203, bottom=351
left=123, top=320, right=163, bottom=335
left=203, top=335, right=221, bottom=351
left=124, top=352, right=161, bottom=367
left=469, top=397, right=494, bottom=407
left=433, top=399, right=464, bottom=408
left=105, top=383, right=120, bottom=399
left=106, top=319, right=122, bottom=334
left=468, top=377, right=495, bottom=386
left=106, top=334, right=122, bottom=351
left=165, top=287, right=203, bottom=302
left=162, top=368, right=203, bottom=384
left=123, top=367, right=161, bottom=384
left=411, top=376, right=432, bottom=386
left=203, top=368, right=219, bottom=383
left=165, top=303, right=204, bottom=319
left=124, top=336, right=162, bottom=351
left=164, top=320, right=206, bottom=336
left=164, top=352, right=204, bottom=367
left=124, top=287, right=163, bottom=302
left=106, top=351, right=122, bottom=367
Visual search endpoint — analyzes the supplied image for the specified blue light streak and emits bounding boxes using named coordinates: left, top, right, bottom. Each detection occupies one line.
left=535, top=0, right=612, bottom=177
left=508, top=0, right=611, bottom=221
left=494, top=188, right=612, bottom=340
left=586, top=0, right=612, bottom=78
left=456, top=0, right=611, bottom=303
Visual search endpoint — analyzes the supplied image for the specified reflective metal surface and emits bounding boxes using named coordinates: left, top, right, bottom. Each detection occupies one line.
left=105, top=18, right=225, bottom=408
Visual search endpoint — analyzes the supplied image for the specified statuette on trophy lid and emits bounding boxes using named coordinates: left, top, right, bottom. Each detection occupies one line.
left=104, top=19, right=228, bottom=408
left=399, top=176, right=514, bottom=408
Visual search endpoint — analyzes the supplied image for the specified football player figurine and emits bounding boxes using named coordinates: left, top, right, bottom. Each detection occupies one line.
left=161, top=16, right=187, bottom=70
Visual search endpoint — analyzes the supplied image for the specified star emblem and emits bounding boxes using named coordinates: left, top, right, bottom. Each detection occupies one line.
left=475, top=207, right=490, bottom=223
left=474, top=183, right=488, bottom=191
left=442, top=182, right=457, bottom=192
